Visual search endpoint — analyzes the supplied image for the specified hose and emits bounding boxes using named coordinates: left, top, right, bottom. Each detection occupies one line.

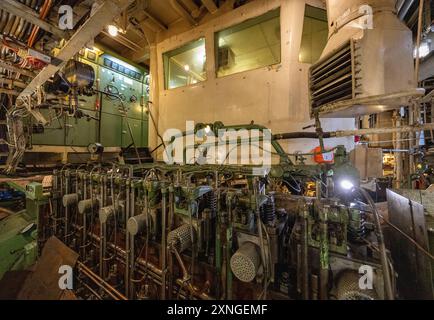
left=358, top=188, right=394, bottom=300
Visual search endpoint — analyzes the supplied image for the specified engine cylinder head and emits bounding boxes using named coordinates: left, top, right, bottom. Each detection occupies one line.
left=230, top=242, right=261, bottom=283
left=99, top=206, right=115, bottom=224
left=63, top=193, right=78, bottom=207
left=127, top=213, right=147, bottom=236
left=78, top=199, right=99, bottom=214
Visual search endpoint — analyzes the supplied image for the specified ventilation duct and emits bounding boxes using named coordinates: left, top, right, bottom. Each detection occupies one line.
left=309, top=0, right=423, bottom=117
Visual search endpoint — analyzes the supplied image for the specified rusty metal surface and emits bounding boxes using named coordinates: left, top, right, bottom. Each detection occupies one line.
left=0, top=270, right=31, bottom=300
left=386, top=189, right=434, bottom=299
left=17, top=236, right=79, bottom=300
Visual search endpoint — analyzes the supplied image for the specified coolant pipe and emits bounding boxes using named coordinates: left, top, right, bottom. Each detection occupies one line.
left=78, top=198, right=98, bottom=259
left=319, top=205, right=329, bottom=300
left=125, top=179, right=131, bottom=298
left=172, top=122, right=293, bottom=164
left=99, top=220, right=106, bottom=279
left=99, top=206, right=115, bottom=280
left=273, top=132, right=332, bottom=140
left=254, top=179, right=268, bottom=299
left=359, top=188, right=394, bottom=300
left=77, top=227, right=215, bottom=300
left=129, top=181, right=136, bottom=299
left=161, top=187, right=168, bottom=299
left=226, top=194, right=233, bottom=300
left=166, top=186, right=175, bottom=298
left=301, top=204, right=309, bottom=299
left=62, top=193, right=78, bottom=245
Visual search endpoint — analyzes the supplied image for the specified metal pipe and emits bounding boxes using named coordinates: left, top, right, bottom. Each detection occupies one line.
left=0, top=60, right=35, bottom=77
left=399, top=0, right=416, bottom=20
left=0, top=88, right=20, bottom=95
left=99, top=220, right=106, bottom=278
left=167, top=186, right=174, bottom=299
left=253, top=180, right=268, bottom=299
left=125, top=179, right=131, bottom=297
left=76, top=226, right=215, bottom=300
left=129, top=181, right=135, bottom=299
left=161, top=187, right=167, bottom=299
left=273, top=122, right=434, bottom=140
left=301, top=204, right=309, bottom=300
left=359, top=188, right=394, bottom=300
left=77, top=261, right=127, bottom=300
left=319, top=205, right=329, bottom=300
left=415, top=0, right=425, bottom=83
left=393, top=111, right=403, bottom=188
left=0, top=78, right=27, bottom=89
left=0, top=0, right=66, bottom=39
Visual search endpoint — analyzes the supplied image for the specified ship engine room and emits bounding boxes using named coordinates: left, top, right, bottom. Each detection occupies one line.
left=0, top=0, right=433, bottom=304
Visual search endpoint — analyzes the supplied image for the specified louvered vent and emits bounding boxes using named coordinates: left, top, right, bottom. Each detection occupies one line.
left=309, top=41, right=354, bottom=111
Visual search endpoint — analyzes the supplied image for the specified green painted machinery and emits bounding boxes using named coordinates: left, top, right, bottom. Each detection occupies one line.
left=0, top=210, right=37, bottom=280
left=0, top=182, right=48, bottom=280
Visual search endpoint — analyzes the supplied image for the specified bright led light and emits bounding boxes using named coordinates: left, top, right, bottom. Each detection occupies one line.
left=414, top=41, right=430, bottom=59
left=340, top=180, right=354, bottom=191
left=107, top=25, right=119, bottom=37
left=184, top=65, right=190, bottom=71
left=205, top=125, right=211, bottom=134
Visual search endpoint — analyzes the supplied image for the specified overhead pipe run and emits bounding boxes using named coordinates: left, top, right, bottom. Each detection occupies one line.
left=398, top=0, right=416, bottom=20
left=0, top=0, right=66, bottom=41
left=273, top=122, right=434, bottom=140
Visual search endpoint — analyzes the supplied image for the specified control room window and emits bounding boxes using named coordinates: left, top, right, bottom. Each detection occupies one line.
left=299, top=5, right=328, bottom=64
left=215, top=8, right=281, bottom=78
left=163, top=38, right=207, bottom=90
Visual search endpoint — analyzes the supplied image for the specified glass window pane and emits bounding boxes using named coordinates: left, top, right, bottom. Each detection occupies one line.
left=163, top=38, right=207, bottom=90
left=216, top=9, right=281, bottom=78
left=299, top=5, right=328, bottom=64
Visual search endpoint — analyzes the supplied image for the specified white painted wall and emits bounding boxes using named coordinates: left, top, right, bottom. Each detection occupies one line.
left=149, top=0, right=355, bottom=162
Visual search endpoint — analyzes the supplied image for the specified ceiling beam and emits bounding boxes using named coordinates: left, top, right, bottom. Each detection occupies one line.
left=101, top=30, right=141, bottom=51
left=142, top=10, right=168, bottom=30
left=0, top=0, right=67, bottom=39
left=201, top=0, right=219, bottom=14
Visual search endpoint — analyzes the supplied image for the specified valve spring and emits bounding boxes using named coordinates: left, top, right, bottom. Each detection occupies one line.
left=207, top=192, right=217, bottom=216
left=261, top=196, right=276, bottom=225
left=348, top=211, right=368, bottom=242
left=205, top=192, right=217, bottom=217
